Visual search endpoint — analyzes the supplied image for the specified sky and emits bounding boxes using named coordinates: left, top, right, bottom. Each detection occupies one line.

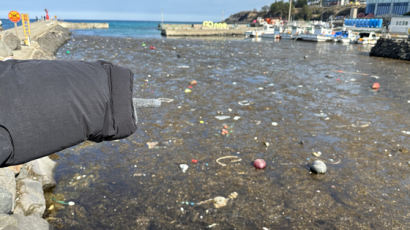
left=1, top=0, right=275, bottom=22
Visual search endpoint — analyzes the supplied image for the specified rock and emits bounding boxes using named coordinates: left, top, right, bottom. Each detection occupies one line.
left=0, top=187, right=13, bottom=214
left=0, top=168, right=16, bottom=211
left=370, top=39, right=410, bottom=61
left=14, top=178, right=45, bottom=216
left=36, top=24, right=71, bottom=56
left=0, top=40, right=13, bottom=58
left=0, top=214, right=18, bottom=229
left=14, top=214, right=49, bottom=230
left=310, top=160, right=327, bottom=174
left=18, top=157, right=57, bottom=190
left=1, top=32, right=21, bottom=50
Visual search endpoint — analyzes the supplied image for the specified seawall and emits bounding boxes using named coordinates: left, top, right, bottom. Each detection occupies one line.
left=0, top=20, right=71, bottom=60
left=58, top=21, right=109, bottom=29
left=161, top=23, right=249, bottom=37
left=370, top=38, right=410, bottom=61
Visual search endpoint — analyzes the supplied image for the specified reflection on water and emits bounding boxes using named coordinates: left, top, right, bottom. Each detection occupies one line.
left=49, top=36, right=410, bottom=229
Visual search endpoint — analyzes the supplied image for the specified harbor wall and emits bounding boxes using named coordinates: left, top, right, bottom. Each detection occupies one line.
left=370, top=38, right=410, bottom=61
left=58, top=21, right=109, bottom=29
left=161, top=24, right=249, bottom=37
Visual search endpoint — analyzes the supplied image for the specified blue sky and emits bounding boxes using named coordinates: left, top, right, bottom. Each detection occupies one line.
left=1, top=0, right=274, bottom=21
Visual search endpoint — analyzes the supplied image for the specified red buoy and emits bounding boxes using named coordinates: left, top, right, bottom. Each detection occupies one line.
left=372, top=82, right=380, bottom=90
left=253, top=159, right=266, bottom=169
left=150, top=45, right=156, bottom=50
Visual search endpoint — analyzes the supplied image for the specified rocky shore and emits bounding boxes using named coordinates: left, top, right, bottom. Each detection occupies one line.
left=0, top=20, right=71, bottom=60
left=370, top=38, right=410, bottom=61
left=0, top=21, right=71, bottom=230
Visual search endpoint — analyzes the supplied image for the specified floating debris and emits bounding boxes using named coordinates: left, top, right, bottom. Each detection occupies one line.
left=178, top=65, right=190, bottom=69
left=310, top=160, right=327, bottom=174
left=312, top=151, right=322, bottom=157
left=271, top=122, right=278, bottom=126
left=184, top=88, right=192, bottom=93
left=253, top=159, right=266, bottom=169
left=238, top=100, right=251, bottom=106
left=215, top=115, right=230, bottom=120
left=233, top=116, right=241, bottom=121
left=208, top=223, right=218, bottom=228
left=197, top=192, right=238, bottom=209
left=351, top=121, right=371, bottom=128
left=372, top=82, right=380, bottom=90
left=179, top=164, right=189, bottom=173
left=216, top=156, right=242, bottom=167
left=146, top=141, right=159, bottom=149
left=401, top=131, right=410, bottom=135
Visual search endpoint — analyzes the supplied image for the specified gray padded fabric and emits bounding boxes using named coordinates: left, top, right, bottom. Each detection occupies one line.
left=0, top=60, right=137, bottom=167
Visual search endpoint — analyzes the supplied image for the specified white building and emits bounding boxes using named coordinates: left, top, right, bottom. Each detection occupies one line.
left=366, top=0, right=410, bottom=16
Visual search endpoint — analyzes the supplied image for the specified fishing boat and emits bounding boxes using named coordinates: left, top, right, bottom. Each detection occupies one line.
left=298, top=24, right=334, bottom=42
left=261, top=24, right=282, bottom=39
left=281, top=25, right=304, bottom=39
left=352, top=31, right=380, bottom=44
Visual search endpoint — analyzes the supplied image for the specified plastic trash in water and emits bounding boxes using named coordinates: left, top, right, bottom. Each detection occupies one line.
left=215, top=115, right=230, bottom=120
left=179, top=164, right=189, bottom=173
left=238, top=100, right=251, bottom=106
left=133, top=98, right=162, bottom=108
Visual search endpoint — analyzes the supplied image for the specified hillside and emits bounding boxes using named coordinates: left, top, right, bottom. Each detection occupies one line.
left=224, top=5, right=366, bottom=24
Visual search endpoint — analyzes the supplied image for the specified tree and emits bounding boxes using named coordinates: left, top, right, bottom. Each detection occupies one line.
left=261, top=5, right=270, bottom=13
left=295, top=0, right=308, bottom=8
left=269, top=1, right=293, bottom=19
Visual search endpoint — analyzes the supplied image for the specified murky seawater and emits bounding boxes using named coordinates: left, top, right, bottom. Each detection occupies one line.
left=48, top=35, right=410, bottom=229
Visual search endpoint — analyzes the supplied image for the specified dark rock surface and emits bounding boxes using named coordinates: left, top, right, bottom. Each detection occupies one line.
left=370, top=38, right=410, bottom=61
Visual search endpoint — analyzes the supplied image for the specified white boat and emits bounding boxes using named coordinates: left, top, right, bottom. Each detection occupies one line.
left=333, top=29, right=356, bottom=43
left=298, top=24, right=334, bottom=42
left=245, top=29, right=264, bottom=38
left=261, top=24, right=282, bottom=39
left=280, top=25, right=304, bottom=39
left=353, top=32, right=380, bottom=44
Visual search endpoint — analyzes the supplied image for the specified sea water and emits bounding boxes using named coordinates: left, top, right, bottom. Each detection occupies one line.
left=49, top=34, right=410, bottom=229
left=0, top=19, right=199, bottom=39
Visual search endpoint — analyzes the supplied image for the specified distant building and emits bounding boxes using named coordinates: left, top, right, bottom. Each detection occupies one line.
left=366, top=0, right=410, bottom=16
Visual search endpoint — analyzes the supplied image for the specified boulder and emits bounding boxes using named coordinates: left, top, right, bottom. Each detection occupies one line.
left=1, top=32, right=21, bottom=50
left=14, top=178, right=45, bottom=216
left=0, top=214, right=18, bottom=230
left=0, top=168, right=16, bottom=211
left=18, top=157, right=57, bottom=190
left=0, top=40, right=13, bottom=58
left=35, top=25, right=70, bottom=56
left=0, top=187, right=13, bottom=214
left=14, top=214, right=49, bottom=230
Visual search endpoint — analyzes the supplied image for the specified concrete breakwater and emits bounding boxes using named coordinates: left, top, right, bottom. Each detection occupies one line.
left=58, top=21, right=109, bottom=29
left=0, top=21, right=72, bottom=230
left=0, top=21, right=71, bottom=60
left=370, top=38, right=410, bottom=61
left=161, top=23, right=249, bottom=36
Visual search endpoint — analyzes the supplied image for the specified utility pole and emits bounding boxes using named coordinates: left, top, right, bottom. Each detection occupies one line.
left=288, top=0, right=292, bottom=22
